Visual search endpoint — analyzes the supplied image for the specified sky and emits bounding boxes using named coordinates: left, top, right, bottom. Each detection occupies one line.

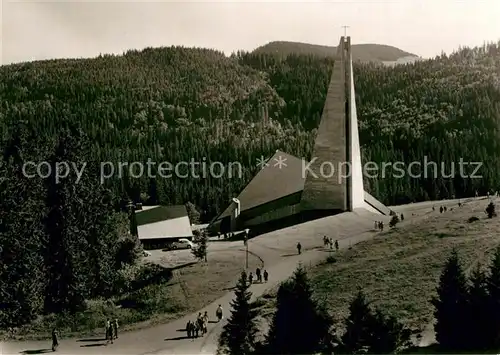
left=1, top=0, right=499, bottom=65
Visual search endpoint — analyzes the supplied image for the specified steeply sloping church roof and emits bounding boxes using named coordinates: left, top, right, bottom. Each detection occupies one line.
left=216, top=150, right=306, bottom=220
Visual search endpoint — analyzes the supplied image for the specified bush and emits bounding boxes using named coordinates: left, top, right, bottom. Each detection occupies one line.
left=389, top=215, right=400, bottom=228
left=325, top=255, right=337, bottom=264
left=486, top=202, right=496, bottom=218
left=468, top=216, right=480, bottom=223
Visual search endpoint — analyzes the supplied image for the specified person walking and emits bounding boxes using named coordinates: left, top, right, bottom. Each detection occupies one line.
left=263, top=269, right=268, bottom=282
left=113, top=319, right=119, bottom=339
left=186, top=320, right=192, bottom=338
left=335, top=240, right=339, bottom=251
left=108, top=319, right=114, bottom=344
left=248, top=272, right=254, bottom=284
left=105, top=319, right=111, bottom=344
left=197, top=313, right=204, bottom=336
left=51, top=328, right=59, bottom=352
left=216, top=304, right=223, bottom=322
left=297, top=242, right=302, bottom=255
left=256, top=267, right=262, bottom=283
left=202, top=311, right=208, bottom=334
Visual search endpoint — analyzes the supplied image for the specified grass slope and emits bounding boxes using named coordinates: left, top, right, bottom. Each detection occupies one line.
left=3, top=249, right=261, bottom=340
left=252, top=41, right=417, bottom=61
left=311, top=199, right=500, bottom=333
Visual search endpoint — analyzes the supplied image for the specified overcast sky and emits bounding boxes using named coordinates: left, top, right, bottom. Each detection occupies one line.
left=1, top=0, right=499, bottom=65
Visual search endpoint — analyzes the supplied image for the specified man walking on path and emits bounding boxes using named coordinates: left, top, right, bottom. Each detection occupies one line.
left=51, top=328, right=58, bottom=352
left=186, top=320, right=192, bottom=339
left=256, top=267, right=262, bottom=283
left=335, top=240, right=339, bottom=251
left=297, top=242, right=302, bottom=255
left=263, top=269, right=269, bottom=282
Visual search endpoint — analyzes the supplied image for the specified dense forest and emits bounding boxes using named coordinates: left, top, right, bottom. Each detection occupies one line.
left=2, top=42, right=500, bottom=222
left=1, top=38, right=500, bottom=326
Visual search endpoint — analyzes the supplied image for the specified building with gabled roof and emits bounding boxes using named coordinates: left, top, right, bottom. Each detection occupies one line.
left=136, top=205, right=193, bottom=249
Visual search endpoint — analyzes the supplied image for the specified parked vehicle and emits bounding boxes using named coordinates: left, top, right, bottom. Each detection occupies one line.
left=169, top=238, right=196, bottom=250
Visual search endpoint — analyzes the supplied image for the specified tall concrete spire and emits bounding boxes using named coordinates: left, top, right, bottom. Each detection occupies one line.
left=300, top=36, right=348, bottom=212
left=301, top=36, right=388, bottom=215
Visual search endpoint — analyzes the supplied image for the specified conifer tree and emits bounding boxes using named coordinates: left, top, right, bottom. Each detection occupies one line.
left=466, top=265, right=490, bottom=350
left=264, top=265, right=334, bottom=354
left=43, top=129, right=89, bottom=313
left=431, top=249, right=469, bottom=350
left=486, top=247, right=500, bottom=348
left=186, top=201, right=201, bottom=224
left=341, top=290, right=374, bottom=354
left=369, top=310, right=412, bottom=354
left=217, top=271, right=259, bottom=355
left=0, top=123, right=46, bottom=326
left=192, top=230, right=208, bottom=262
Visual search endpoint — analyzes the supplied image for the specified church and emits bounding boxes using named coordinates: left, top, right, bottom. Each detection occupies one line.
left=209, top=36, right=392, bottom=237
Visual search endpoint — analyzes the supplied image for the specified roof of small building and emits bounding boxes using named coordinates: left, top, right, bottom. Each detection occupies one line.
left=136, top=205, right=189, bottom=226
left=136, top=205, right=193, bottom=240
left=215, top=150, right=306, bottom=220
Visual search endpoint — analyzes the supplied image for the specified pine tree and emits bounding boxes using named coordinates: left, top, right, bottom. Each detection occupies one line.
left=192, top=230, right=208, bottom=262
left=264, top=265, right=334, bottom=354
left=466, top=265, right=490, bottom=350
left=217, top=271, right=259, bottom=355
left=486, top=247, right=500, bottom=348
left=186, top=201, right=201, bottom=224
left=43, top=129, right=88, bottom=313
left=341, top=290, right=374, bottom=354
left=431, top=249, right=469, bottom=350
left=0, top=122, right=46, bottom=326
left=369, top=310, right=412, bottom=354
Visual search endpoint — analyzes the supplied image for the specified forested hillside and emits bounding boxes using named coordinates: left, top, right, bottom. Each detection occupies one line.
left=2, top=40, right=500, bottom=327
left=252, top=41, right=416, bottom=62
left=1, top=41, right=500, bottom=225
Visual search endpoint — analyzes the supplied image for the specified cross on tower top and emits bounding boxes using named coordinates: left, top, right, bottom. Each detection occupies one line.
left=341, top=25, right=350, bottom=37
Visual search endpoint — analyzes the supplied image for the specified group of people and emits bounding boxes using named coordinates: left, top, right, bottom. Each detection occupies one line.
left=186, top=311, right=209, bottom=338
left=323, top=236, right=339, bottom=251
left=105, top=318, right=119, bottom=344
left=247, top=267, right=269, bottom=284
left=374, top=221, right=384, bottom=231
left=185, top=305, right=224, bottom=339
left=49, top=318, right=119, bottom=351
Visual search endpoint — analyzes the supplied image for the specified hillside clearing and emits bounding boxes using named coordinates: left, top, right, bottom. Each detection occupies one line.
left=310, top=199, right=500, bottom=332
